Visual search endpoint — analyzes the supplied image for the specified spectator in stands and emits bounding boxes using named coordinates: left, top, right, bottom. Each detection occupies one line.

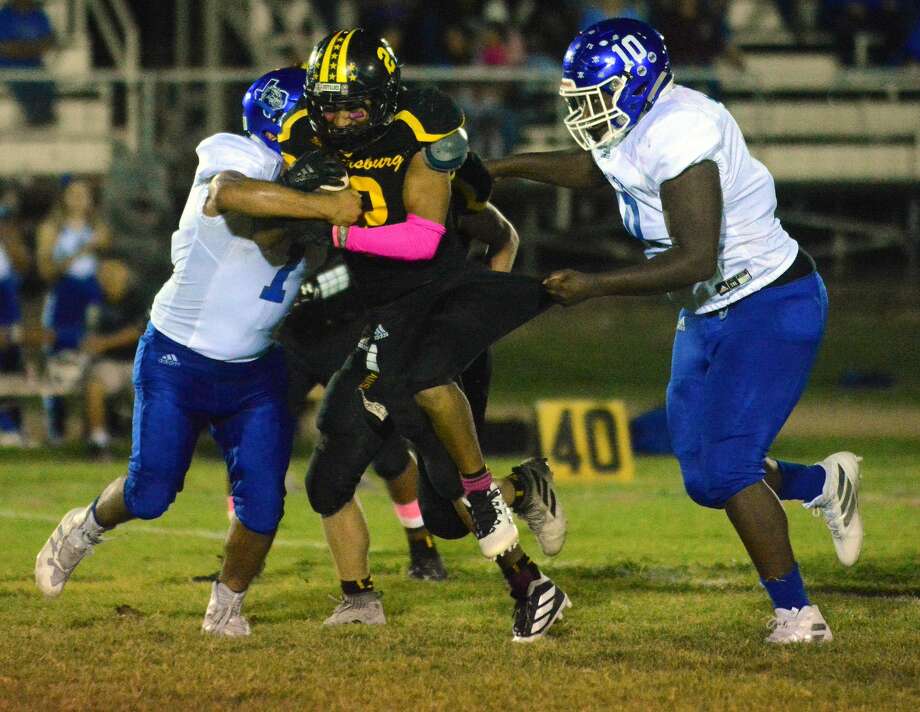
left=580, top=0, right=648, bottom=30
left=0, top=182, right=29, bottom=447
left=36, top=177, right=111, bottom=443
left=81, top=259, right=145, bottom=458
left=0, top=0, right=56, bottom=125
left=903, top=15, right=920, bottom=65
left=653, top=0, right=745, bottom=70
left=442, top=24, right=474, bottom=65
left=822, top=0, right=914, bottom=66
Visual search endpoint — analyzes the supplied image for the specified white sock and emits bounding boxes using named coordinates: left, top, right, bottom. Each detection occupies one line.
left=216, top=581, right=247, bottom=602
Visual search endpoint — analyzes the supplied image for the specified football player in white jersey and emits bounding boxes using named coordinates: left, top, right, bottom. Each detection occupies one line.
left=487, top=18, right=863, bottom=643
left=35, top=68, right=362, bottom=636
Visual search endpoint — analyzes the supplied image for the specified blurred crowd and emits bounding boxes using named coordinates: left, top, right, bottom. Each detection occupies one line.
left=0, top=177, right=151, bottom=455
left=257, top=0, right=920, bottom=69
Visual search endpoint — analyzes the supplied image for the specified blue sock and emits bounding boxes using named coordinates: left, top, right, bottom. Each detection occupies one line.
left=761, top=563, right=810, bottom=611
left=776, top=460, right=826, bottom=502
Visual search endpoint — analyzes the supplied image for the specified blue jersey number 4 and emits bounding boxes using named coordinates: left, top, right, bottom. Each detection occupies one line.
left=259, top=259, right=299, bottom=303
left=620, top=191, right=644, bottom=241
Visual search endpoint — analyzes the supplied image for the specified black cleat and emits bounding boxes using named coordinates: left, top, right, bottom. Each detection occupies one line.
left=408, top=551, right=448, bottom=581
left=511, top=575, right=571, bottom=643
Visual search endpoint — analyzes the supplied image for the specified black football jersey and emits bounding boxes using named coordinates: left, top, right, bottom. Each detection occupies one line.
left=279, top=86, right=468, bottom=307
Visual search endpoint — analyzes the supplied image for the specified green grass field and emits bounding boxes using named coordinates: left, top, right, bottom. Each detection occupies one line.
left=1, top=435, right=918, bottom=711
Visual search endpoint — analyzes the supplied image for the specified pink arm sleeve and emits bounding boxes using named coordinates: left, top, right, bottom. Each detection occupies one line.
left=333, top=213, right=446, bottom=261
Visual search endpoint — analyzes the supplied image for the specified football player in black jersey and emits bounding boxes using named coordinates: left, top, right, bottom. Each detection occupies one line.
left=278, top=154, right=531, bottom=585
left=279, top=29, right=570, bottom=641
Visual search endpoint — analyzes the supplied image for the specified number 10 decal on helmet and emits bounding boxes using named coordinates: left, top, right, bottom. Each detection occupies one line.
left=560, top=18, right=673, bottom=151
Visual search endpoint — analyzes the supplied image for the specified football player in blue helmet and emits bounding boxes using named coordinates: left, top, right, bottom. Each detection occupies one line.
left=488, top=17, right=862, bottom=644
left=242, top=66, right=307, bottom=153
left=559, top=17, right=672, bottom=150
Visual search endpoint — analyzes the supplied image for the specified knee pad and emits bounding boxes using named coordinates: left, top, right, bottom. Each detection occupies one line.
left=419, top=499, right=468, bottom=540
left=681, top=467, right=725, bottom=509
left=306, top=433, right=377, bottom=516
left=232, top=482, right=285, bottom=535
left=417, top=469, right=468, bottom=540
left=372, top=433, right=411, bottom=481
left=681, top=457, right=761, bottom=510
left=123, top=471, right=177, bottom=520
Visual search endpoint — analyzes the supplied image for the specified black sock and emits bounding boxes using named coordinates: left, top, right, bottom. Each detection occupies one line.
left=498, top=552, right=541, bottom=600
left=407, top=529, right=437, bottom=556
left=340, top=576, right=374, bottom=596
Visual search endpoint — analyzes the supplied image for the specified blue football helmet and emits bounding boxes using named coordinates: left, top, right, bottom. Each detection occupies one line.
left=242, top=66, right=307, bottom=153
left=560, top=18, right=672, bottom=150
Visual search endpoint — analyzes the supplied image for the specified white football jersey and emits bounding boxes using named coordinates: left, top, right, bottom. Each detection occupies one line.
left=52, top=224, right=97, bottom=279
left=150, top=133, right=307, bottom=361
left=591, top=84, right=798, bottom=313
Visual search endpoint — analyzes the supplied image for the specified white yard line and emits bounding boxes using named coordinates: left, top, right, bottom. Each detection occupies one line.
left=0, top=509, right=328, bottom=550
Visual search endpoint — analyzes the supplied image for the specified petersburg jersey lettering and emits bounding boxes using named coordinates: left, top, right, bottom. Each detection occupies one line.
left=346, top=154, right=405, bottom=172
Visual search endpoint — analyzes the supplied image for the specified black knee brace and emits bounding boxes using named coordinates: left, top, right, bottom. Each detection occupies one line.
left=306, top=432, right=380, bottom=516
left=305, top=362, right=389, bottom=516
left=417, top=458, right=468, bottom=540
left=372, top=432, right=411, bottom=481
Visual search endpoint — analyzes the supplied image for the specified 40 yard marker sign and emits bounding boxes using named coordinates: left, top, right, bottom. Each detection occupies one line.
left=536, top=400, right=635, bottom=481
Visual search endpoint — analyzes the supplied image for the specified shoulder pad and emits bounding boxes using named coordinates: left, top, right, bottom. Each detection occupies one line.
left=642, top=108, right=721, bottom=185
left=195, top=133, right=280, bottom=183
left=423, top=127, right=468, bottom=172
left=277, top=99, right=323, bottom=167
left=395, top=87, right=464, bottom=144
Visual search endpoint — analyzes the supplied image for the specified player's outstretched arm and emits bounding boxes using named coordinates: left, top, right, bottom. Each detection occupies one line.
left=544, top=160, right=722, bottom=305
left=485, top=149, right=607, bottom=189
left=205, top=171, right=362, bottom=225
left=459, top=203, right=519, bottom=273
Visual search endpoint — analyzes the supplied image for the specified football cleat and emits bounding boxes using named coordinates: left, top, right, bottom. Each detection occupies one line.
left=805, top=451, right=863, bottom=566
left=511, top=575, right=572, bottom=643
left=463, top=483, right=519, bottom=560
left=408, top=549, right=448, bottom=581
left=323, top=591, right=386, bottom=626
left=765, top=605, right=833, bottom=644
left=35, top=506, right=102, bottom=597
left=202, top=581, right=251, bottom=637
left=511, top=457, right=567, bottom=557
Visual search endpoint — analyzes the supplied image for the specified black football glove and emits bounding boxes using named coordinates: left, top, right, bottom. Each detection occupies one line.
left=451, top=150, right=492, bottom=215
left=282, top=150, right=349, bottom=193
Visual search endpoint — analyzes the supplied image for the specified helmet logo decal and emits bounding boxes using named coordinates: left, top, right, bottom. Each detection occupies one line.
left=315, top=82, right=345, bottom=94
left=377, top=46, right=397, bottom=74
left=611, top=35, right=647, bottom=72
left=254, top=78, right=289, bottom=118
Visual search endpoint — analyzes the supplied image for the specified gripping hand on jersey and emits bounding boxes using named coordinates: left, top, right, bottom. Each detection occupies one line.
left=543, top=269, right=599, bottom=306
left=282, top=150, right=350, bottom=193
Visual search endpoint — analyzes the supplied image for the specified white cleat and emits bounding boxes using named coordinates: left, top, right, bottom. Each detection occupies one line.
left=202, top=581, right=251, bottom=637
left=35, top=506, right=102, bottom=597
left=511, top=575, right=572, bottom=643
left=511, top=458, right=567, bottom=557
left=323, top=591, right=386, bottom=626
left=806, top=451, right=863, bottom=566
left=463, top=483, right=519, bottom=560
left=766, top=605, right=833, bottom=644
